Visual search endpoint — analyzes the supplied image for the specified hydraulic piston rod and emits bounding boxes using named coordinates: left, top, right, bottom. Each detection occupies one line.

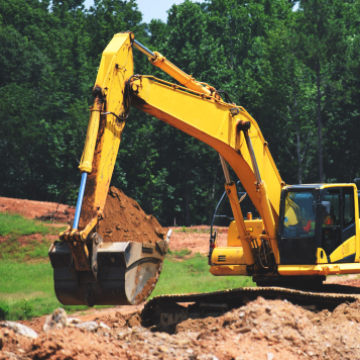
left=133, top=40, right=156, bottom=60
left=133, top=39, right=213, bottom=96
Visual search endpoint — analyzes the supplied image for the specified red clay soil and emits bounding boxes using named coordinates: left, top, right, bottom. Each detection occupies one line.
left=0, top=194, right=222, bottom=254
left=4, top=296, right=360, bottom=360
left=325, top=274, right=360, bottom=287
left=0, top=197, right=75, bottom=223
left=170, top=226, right=228, bottom=254
left=97, top=187, right=167, bottom=244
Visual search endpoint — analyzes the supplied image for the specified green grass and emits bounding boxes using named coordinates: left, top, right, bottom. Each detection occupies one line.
left=0, top=261, right=88, bottom=320
left=0, top=213, right=254, bottom=320
left=0, top=252, right=254, bottom=321
left=0, top=213, right=66, bottom=261
left=0, top=213, right=83, bottom=319
left=151, top=252, right=255, bottom=297
left=0, top=237, right=53, bottom=261
left=0, top=212, right=51, bottom=237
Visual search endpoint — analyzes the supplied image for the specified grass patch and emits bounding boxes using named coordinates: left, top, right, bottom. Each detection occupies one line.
left=0, top=212, right=50, bottom=237
left=166, top=248, right=192, bottom=260
left=0, top=237, right=53, bottom=261
left=0, top=250, right=254, bottom=320
left=0, top=214, right=253, bottom=320
left=151, top=252, right=255, bottom=297
left=0, top=260, right=88, bottom=320
left=0, top=213, right=65, bottom=261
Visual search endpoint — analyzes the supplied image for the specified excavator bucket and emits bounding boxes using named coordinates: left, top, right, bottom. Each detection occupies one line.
left=49, top=235, right=169, bottom=307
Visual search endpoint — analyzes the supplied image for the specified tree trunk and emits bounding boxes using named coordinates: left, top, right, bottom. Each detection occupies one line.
left=296, top=129, right=302, bottom=184
left=316, top=63, right=323, bottom=183
left=293, top=80, right=302, bottom=184
left=185, top=160, right=190, bottom=226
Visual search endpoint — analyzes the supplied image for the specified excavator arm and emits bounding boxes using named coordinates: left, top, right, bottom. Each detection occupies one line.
left=49, top=31, right=284, bottom=306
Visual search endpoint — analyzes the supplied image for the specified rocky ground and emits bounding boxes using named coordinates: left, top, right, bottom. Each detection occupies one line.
left=2, top=289, right=360, bottom=360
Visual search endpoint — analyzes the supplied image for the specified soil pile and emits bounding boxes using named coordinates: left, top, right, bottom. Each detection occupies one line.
left=3, top=297, right=360, bottom=360
left=175, top=297, right=360, bottom=359
left=36, top=208, right=75, bottom=224
left=97, top=187, right=167, bottom=244
left=0, top=197, right=74, bottom=223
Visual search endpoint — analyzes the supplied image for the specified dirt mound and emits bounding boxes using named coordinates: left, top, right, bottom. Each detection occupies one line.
left=5, top=297, right=360, bottom=360
left=29, top=328, right=127, bottom=360
left=0, top=197, right=74, bottom=224
left=36, top=208, right=75, bottom=224
left=97, top=186, right=167, bottom=244
left=175, top=297, right=360, bottom=359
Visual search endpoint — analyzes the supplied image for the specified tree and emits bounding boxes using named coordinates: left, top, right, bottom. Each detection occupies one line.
left=294, top=0, right=348, bottom=182
left=260, top=22, right=317, bottom=184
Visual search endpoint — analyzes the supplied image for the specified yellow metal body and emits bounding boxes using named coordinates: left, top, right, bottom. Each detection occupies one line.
left=61, top=33, right=133, bottom=247
left=62, top=31, right=360, bottom=283
left=79, top=32, right=132, bottom=231
left=209, top=264, right=247, bottom=276
left=329, top=236, right=356, bottom=263
left=277, top=263, right=360, bottom=276
left=150, top=52, right=214, bottom=96
left=210, top=246, right=247, bottom=276
left=211, top=247, right=246, bottom=265
left=131, top=75, right=282, bottom=223
left=224, top=182, right=255, bottom=265
left=316, top=248, right=327, bottom=264
left=227, top=219, right=263, bottom=247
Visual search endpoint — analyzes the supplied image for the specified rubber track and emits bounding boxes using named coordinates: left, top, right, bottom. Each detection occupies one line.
left=143, top=286, right=360, bottom=325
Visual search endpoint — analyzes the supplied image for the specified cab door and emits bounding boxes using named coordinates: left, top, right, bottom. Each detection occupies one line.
left=278, top=189, right=319, bottom=265
left=323, top=187, right=356, bottom=263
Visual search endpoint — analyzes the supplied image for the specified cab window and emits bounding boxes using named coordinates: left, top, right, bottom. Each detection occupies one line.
left=282, top=191, right=317, bottom=238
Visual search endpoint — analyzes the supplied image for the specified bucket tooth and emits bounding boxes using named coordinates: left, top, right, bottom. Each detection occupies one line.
left=49, top=236, right=166, bottom=306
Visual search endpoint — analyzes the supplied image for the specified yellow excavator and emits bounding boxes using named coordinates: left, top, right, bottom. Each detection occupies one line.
left=49, top=32, right=360, bottom=317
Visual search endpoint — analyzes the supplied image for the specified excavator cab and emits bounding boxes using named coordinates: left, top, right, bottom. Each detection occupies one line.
left=278, top=184, right=358, bottom=265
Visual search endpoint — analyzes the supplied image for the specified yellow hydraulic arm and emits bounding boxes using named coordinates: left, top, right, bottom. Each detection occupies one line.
left=60, top=31, right=284, bottom=274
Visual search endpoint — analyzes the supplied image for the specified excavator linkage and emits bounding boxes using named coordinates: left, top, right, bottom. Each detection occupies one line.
left=49, top=237, right=166, bottom=306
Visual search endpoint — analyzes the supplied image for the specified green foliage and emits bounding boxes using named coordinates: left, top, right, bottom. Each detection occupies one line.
left=0, top=302, right=9, bottom=320
left=0, top=0, right=360, bottom=224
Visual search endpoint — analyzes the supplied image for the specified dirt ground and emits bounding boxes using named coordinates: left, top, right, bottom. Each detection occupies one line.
left=2, top=291, right=360, bottom=360
left=0, top=195, right=225, bottom=253
left=0, top=197, right=75, bottom=224
left=3, top=195, right=360, bottom=359
left=97, top=187, right=168, bottom=245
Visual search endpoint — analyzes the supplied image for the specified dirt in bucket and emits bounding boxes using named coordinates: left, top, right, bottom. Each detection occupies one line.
left=97, top=186, right=168, bottom=244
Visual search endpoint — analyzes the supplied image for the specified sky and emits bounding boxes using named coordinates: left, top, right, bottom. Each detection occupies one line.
left=83, top=0, right=206, bottom=23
